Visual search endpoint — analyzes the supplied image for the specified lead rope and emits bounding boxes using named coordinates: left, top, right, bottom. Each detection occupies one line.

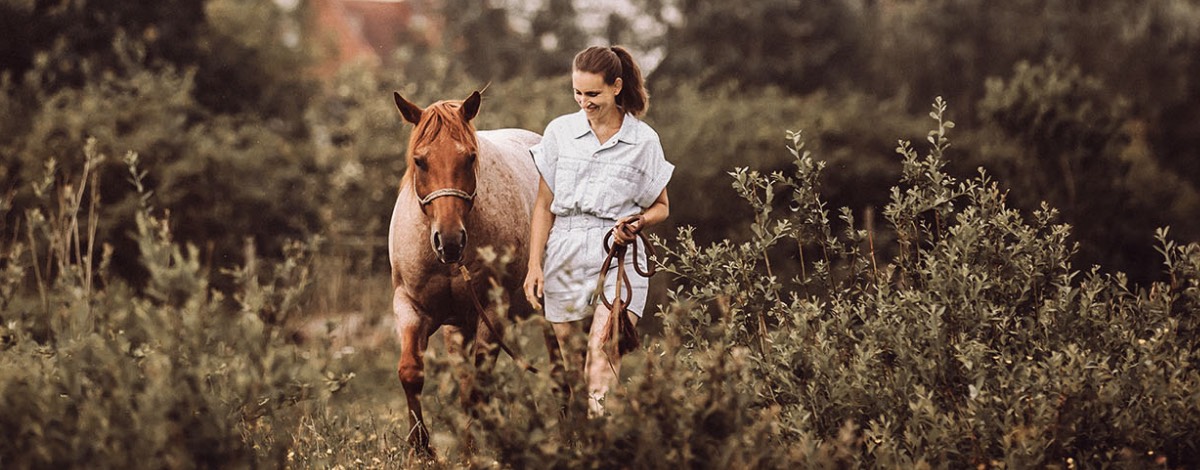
left=458, top=266, right=539, bottom=374
left=594, top=220, right=656, bottom=360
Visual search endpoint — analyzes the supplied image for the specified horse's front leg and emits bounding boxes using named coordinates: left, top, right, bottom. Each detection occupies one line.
left=394, top=288, right=433, bottom=455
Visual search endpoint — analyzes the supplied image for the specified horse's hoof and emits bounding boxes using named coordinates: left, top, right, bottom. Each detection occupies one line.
left=407, top=445, right=437, bottom=463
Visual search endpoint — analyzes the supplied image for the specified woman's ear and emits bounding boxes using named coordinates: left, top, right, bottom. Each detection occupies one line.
left=613, top=77, right=623, bottom=96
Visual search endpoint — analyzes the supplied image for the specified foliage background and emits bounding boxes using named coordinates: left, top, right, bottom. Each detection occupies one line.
left=2, top=0, right=1200, bottom=467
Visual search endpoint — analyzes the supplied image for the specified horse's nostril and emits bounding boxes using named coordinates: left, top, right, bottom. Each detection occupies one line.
left=429, top=226, right=466, bottom=263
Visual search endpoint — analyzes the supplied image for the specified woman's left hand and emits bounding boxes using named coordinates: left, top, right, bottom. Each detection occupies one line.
left=613, top=214, right=643, bottom=245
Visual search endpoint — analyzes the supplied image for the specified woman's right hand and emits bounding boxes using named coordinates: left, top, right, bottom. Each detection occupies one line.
left=523, top=265, right=544, bottom=310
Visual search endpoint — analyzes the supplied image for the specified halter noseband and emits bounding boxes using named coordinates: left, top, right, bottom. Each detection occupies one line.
left=418, top=187, right=477, bottom=208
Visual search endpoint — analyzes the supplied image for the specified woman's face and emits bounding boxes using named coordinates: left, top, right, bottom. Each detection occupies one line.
left=572, top=70, right=622, bottom=118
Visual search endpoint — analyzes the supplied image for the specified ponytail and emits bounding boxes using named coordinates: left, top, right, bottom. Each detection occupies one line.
left=573, top=45, right=650, bottom=117
left=610, top=46, right=648, bottom=117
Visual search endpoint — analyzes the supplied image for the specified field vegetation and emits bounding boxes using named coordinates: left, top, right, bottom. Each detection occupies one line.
left=3, top=0, right=1200, bottom=467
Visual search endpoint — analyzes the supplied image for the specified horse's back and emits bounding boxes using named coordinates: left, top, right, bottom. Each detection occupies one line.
left=479, top=128, right=542, bottom=153
left=478, top=128, right=541, bottom=205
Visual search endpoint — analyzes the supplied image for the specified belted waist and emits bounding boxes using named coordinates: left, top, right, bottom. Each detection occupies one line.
left=552, top=214, right=617, bottom=231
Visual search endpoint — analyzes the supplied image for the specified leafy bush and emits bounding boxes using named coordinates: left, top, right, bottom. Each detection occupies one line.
left=654, top=98, right=1200, bottom=467
left=0, top=143, right=345, bottom=468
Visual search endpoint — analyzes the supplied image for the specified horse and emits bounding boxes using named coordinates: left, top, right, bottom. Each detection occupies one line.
left=388, top=90, right=543, bottom=455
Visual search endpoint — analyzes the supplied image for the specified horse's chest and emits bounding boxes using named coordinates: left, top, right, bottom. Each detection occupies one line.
left=398, top=267, right=477, bottom=321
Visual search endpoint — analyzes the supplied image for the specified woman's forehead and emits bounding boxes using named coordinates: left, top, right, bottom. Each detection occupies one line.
left=571, top=70, right=607, bottom=89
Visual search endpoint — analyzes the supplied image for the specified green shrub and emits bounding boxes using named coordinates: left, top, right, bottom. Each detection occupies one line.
left=972, top=58, right=1178, bottom=281
left=655, top=98, right=1200, bottom=467
left=0, top=143, right=345, bottom=468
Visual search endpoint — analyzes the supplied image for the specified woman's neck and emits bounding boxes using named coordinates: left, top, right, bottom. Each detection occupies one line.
left=588, top=109, right=624, bottom=142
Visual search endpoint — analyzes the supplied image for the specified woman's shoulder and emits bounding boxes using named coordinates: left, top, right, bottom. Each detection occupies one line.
left=544, top=111, right=587, bottom=136
left=627, top=114, right=662, bottom=146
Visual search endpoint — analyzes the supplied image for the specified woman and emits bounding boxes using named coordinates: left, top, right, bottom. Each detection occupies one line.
left=524, top=45, right=673, bottom=416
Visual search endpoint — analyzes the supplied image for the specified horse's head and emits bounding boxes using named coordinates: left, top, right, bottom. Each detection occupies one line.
left=394, top=90, right=482, bottom=264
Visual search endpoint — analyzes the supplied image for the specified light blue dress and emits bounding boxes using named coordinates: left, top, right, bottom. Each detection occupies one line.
left=529, top=110, right=674, bottom=323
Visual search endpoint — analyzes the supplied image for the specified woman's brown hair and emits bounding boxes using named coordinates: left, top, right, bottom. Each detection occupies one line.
left=573, top=45, right=649, bottom=117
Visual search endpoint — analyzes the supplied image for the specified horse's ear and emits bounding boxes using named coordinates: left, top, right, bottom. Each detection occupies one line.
left=461, top=91, right=481, bottom=122
left=394, top=91, right=423, bottom=125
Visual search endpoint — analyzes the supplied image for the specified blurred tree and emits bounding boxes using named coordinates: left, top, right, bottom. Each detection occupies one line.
left=977, top=59, right=1166, bottom=280
left=654, top=0, right=869, bottom=94
left=196, top=0, right=315, bottom=119
left=871, top=0, right=1200, bottom=125
left=0, top=0, right=313, bottom=120
left=435, top=0, right=587, bottom=81
left=439, top=0, right=528, bottom=80
left=868, top=0, right=1046, bottom=121
left=0, top=0, right=322, bottom=288
left=529, top=0, right=586, bottom=76
left=0, top=0, right=206, bottom=87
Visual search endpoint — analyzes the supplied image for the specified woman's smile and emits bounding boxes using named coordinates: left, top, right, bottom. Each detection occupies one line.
left=572, top=70, right=620, bottom=117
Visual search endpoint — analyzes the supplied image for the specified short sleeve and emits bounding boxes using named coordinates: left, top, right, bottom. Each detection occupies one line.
left=529, top=127, right=557, bottom=190
left=635, top=142, right=674, bottom=207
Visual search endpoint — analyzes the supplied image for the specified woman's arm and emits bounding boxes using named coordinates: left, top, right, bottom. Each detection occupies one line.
left=524, top=176, right=556, bottom=309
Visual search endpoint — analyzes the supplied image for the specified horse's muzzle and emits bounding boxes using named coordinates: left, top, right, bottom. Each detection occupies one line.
left=431, top=228, right=467, bottom=264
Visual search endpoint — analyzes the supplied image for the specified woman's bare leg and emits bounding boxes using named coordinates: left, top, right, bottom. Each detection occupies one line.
left=584, top=304, right=639, bottom=416
left=551, top=319, right=586, bottom=405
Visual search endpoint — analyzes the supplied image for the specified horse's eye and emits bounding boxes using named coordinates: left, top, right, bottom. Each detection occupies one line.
left=413, top=157, right=427, bottom=171
left=467, top=153, right=477, bottom=164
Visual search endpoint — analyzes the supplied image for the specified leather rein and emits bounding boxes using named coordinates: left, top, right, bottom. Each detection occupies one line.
left=458, top=266, right=539, bottom=374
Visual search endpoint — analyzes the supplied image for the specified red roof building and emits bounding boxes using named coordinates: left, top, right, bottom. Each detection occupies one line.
left=309, top=0, right=440, bottom=77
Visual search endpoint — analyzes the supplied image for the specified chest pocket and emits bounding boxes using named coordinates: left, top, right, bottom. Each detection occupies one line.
left=551, top=158, right=586, bottom=214
left=589, top=163, right=645, bottom=218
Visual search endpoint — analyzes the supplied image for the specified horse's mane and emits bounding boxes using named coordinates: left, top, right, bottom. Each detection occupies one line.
left=408, top=100, right=478, bottom=157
